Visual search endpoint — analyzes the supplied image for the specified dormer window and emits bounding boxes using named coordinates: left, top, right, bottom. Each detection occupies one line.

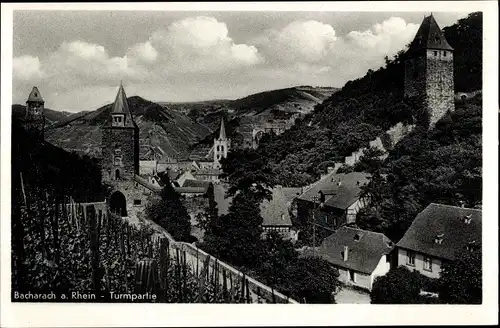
left=354, top=233, right=361, bottom=241
left=434, top=233, right=444, bottom=244
left=464, top=214, right=472, bottom=224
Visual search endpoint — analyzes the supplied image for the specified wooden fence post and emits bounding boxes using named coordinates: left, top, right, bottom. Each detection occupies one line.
left=89, top=205, right=100, bottom=293
left=159, top=237, right=169, bottom=302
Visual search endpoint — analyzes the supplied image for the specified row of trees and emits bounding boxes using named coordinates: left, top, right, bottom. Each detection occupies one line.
left=195, top=149, right=341, bottom=303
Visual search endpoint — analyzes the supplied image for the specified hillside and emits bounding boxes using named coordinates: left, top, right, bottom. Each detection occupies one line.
left=32, top=86, right=336, bottom=160
left=41, top=96, right=211, bottom=159
left=251, top=12, right=483, bottom=187
left=12, top=104, right=88, bottom=127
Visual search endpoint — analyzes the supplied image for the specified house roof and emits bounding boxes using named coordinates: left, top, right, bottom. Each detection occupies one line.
left=182, top=179, right=212, bottom=192
left=301, top=227, right=394, bottom=274
left=396, top=203, right=482, bottom=261
left=134, top=174, right=162, bottom=192
left=407, top=14, right=454, bottom=54
left=194, top=168, right=222, bottom=176
left=260, top=187, right=301, bottom=227
left=175, top=187, right=208, bottom=194
left=27, top=86, right=44, bottom=103
left=298, top=172, right=370, bottom=209
left=110, top=83, right=137, bottom=128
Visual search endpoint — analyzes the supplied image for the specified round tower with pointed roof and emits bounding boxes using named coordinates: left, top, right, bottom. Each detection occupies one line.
left=24, top=86, right=46, bottom=139
left=213, top=117, right=229, bottom=168
left=404, top=14, right=455, bottom=128
left=101, top=82, right=139, bottom=183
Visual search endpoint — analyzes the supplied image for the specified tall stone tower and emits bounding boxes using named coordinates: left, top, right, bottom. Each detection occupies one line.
left=24, top=86, right=46, bottom=139
left=404, top=14, right=455, bottom=128
left=101, top=83, right=139, bottom=184
left=213, top=117, right=229, bottom=168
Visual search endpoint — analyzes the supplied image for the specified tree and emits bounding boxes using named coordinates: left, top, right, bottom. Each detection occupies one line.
left=200, top=191, right=265, bottom=268
left=439, top=249, right=482, bottom=304
left=146, top=182, right=192, bottom=241
left=371, top=266, right=424, bottom=304
left=281, top=257, right=340, bottom=304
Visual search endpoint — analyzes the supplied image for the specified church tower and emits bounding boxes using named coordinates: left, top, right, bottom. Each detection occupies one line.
left=24, top=86, right=45, bottom=139
left=101, top=83, right=139, bottom=183
left=213, top=117, right=229, bottom=168
left=404, top=14, right=455, bottom=128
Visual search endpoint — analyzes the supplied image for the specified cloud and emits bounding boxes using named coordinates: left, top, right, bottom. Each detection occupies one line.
left=13, top=55, right=43, bottom=81
left=267, top=20, right=338, bottom=63
left=148, top=16, right=262, bottom=73
left=12, top=15, right=422, bottom=111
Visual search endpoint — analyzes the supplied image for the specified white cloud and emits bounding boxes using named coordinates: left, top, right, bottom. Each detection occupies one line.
left=13, top=55, right=43, bottom=81
left=268, top=20, right=338, bottom=63
left=127, top=41, right=158, bottom=63
left=148, top=16, right=262, bottom=73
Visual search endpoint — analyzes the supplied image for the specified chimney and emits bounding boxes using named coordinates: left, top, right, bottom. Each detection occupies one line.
left=343, top=246, right=349, bottom=261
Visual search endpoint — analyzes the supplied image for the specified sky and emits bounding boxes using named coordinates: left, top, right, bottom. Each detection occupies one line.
left=12, top=10, right=470, bottom=112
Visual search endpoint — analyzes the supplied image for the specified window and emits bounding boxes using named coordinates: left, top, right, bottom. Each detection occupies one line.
left=433, top=51, right=438, bottom=56
left=114, top=156, right=122, bottom=166
left=115, top=169, right=121, bottom=180
left=424, top=256, right=432, bottom=271
left=349, top=270, right=356, bottom=282
left=406, top=250, right=415, bottom=266
left=114, top=148, right=121, bottom=155
left=443, top=51, right=447, bottom=57
left=133, top=199, right=142, bottom=206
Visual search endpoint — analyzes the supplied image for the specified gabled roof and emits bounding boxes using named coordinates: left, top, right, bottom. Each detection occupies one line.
left=194, top=168, right=222, bottom=176
left=260, top=186, right=302, bottom=227
left=182, top=179, right=212, bottom=192
left=298, top=172, right=370, bottom=210
left=134, top=174, right=208, bottom=195
left=407, top=14, right=454, bottom=54
left=110, top=83, right=137, bottom=128
left=301, top=227, right=394, bottom=274
left=397, top=203, right=482, bottom=261
left=27, top=86, right=44, bottom=103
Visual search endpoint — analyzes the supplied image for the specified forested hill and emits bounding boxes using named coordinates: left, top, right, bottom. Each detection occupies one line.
left=252, top=12, right=482, bottom=187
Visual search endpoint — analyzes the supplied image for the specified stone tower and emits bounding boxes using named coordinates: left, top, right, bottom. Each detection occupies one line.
left=101, top=83, right=139, bottom=183
left=24, top=86, right=45, bottom=139
left=404, top=14, right=455, bottom=128
left=213, top=117, right=229, bottom=168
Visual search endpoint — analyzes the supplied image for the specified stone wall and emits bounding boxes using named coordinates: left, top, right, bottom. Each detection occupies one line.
left=102, top=126, right=138, bottom=182
left=344, top=122, right=415, bottom=166
left=111, top=210, right=298, bottom=303
left=425, top=49, right=455, bottom=128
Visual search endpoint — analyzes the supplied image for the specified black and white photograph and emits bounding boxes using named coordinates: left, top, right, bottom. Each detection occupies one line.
left=0, top=1, right=498, bottom=327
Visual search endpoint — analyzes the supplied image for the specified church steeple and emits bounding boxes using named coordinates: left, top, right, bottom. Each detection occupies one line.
left=213, top=116, right=229, bottom=168
left=218, top=117, right=227, bottom=140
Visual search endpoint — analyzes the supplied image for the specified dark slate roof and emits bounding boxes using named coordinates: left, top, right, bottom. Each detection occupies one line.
left=194, top=168, right=222, bottom=176
left=110, top=83, right=137, bottom=128
left=134, top=174, right=162, bottom=192
left=301, top=227, right=394, bottom=274
left=260, top=187, right=301, bottom=227
left=298, top=172, right=370, bottom=209
left=167, top=170, right=181, bottom=181
left=183, top=179, right=212, bottom=192
left=397, top=203, right=482, bottom=261
left=27, top=86, right=44, bottom=103
left=407, top=14, right=454, bottom=54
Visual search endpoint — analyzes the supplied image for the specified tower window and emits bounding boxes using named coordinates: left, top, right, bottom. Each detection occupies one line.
left=115, top=169, right=121, bottom=180
left=443, top=51, right=447, bottom=57
left=433, top=51, right=438, bottom=56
